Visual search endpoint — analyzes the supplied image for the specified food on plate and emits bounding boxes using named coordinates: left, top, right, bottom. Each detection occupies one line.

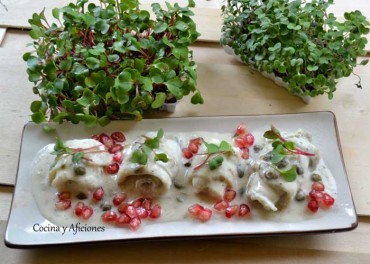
left=31, top=124, right=337, bottom=232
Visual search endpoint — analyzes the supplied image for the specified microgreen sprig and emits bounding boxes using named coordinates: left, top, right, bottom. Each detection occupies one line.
left=130, top=128, right=169, bottom=166
left=194, top=140, right=233, bottom=171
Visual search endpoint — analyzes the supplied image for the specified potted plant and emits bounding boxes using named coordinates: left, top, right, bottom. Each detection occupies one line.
left=221, top=0, right=369, bottom=102
left=25, top=0, right=203, bottom=127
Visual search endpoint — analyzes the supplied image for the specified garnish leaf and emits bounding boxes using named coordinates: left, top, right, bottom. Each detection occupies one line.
left=271, top=144, right=287, bottom=164
left=219, top=140, right=233, bottom=152
left=72, top=152, right=84, bottom=164
left=204, top=142, right=219, bottom=154
left=154, top=153, right=169, bottom=163
left=131, top=149, right=148, bottom=165
left=263, top=130, right=278, bottom=139
left=279, top=166, right=297, bottom=182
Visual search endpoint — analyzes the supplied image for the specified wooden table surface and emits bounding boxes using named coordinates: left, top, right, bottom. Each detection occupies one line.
left=1, top=1, right=370, bottom=262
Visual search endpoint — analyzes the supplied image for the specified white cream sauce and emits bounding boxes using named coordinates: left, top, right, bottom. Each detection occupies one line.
left=31, top=129, right=337, bottom=228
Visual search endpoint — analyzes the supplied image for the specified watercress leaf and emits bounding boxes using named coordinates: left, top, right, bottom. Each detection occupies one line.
left=175, top=21, right=189, bottom=31
left=31, top=112, right=46, bottom=123
left=172, top=47, right=188, bottom=60
left=263, top=130, right=278, bottom=139
left=151, top=92, right=166, bottom=109
left=204, top=142, right=219, bottom=154
left=154, top=153, right=169, bottom=163
left=219, top=141, right=233, bottom=152
left=271, top=145, right=286, bottom=164
left=360, top=59, right=369, bottom=66
left=72, top=152, right=84, bottom=164
left=164, top=78, right=183, bottom=98
left=86, top=57, right=100, bottom=70
left=156, top=128, right=164, bottom=140
left=142, top=145, right=152, bottom=156
left=52, top=8, right=60, bottom=20
left=98, top=116, right=110, bottom=127
left=190, top=92, right=203, bottom=104
left=81, top=115, right=98, bottom=127
left=30, top=100, right=42, bottom=113
left=131, top=150, right=148, bottom=165
left=283, top=141, right=295, bottom=150
left=272, top=141, right=283, bottom=149
left=107, top=54, right=119, bottom=62
left=280, top=166, right=297, bottom=182
left=139, top=76, right=153, bottom=92
left=153, top=22, right=168, bottom=33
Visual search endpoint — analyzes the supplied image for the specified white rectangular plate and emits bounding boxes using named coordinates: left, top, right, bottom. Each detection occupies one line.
left=5, top=112, right=357, bottom=248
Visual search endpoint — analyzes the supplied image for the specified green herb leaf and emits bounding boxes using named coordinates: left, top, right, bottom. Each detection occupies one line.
left=72, top=152, right=84, bottom=164
left=151, top=92, right=166, bottom=109
left=154, top=153, right=169, bottom=163
left=204, top=142, right=219, bottom=154
left=219, top=141, right=233, bottom=152
left=279, top=166, right=297, bottom=182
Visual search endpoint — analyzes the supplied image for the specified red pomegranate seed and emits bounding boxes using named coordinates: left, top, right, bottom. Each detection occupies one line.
left=149, top=204, right=162, bottom=219
left=75, top=201, right=84, bottom=216
left=92, top=187, right=104, bottom=201
left=103, top=138, right=115, bottom=149
left=116, top=213, right=131, bottom=225
left=312, top=182, right=325, bottom=192
left=234, top=137, right=246, bottom=148
left=239, top=204, right=251, bottom=217
left=136, top=207, right=149, bottom=219
left=131, top=197, right=144, bottom=208
left=224, top=189, right=237, bottom=202
left=104, top=163, right=120, bottom=174
left=309, top=190, right=324, bottom=201
left=55, top=200, right=71, bottom=210
left=113, top=152, right=123, bottom=163
left=129, top=217, right=141, bottom=231
left=242, top=133, right=254, bottom=146
left=214, top=200, right=229, bottom=211
left=101, top=211, right=118, bottom=223
left=142, top=198, right=152, bottom=210
left=225, top=205, right=239, bottom=218
left=236, top=123, right=247, bottom=136
left=109, top=144, right=123, bottom=154
left=125, top=205, right=138, bottom=218
left=190, top=138, right=203, bottom=146
left=322, top=193, right=335, bottom=207
left=81, top=206, right=94, bottom=219
left=188, top=143, right=199, bottom=154
left=188, top=204, right=204, bottom=217
left=117, top=203, right=129, bottom=214
left=198, top=208, right=212, bottom=222
left=112, top=192, right=127, bottom=206
left=241, top=148, right=250, bottom=160
left=57, top=191, right=71, bottom=201
left=307, top=200, right=319, bottom=213
left=111, top=131, right=126, bottom=142
left=182, top=148, right=193, bottom=159
left=99, top=133, right=110, bottom=144
left=91, top=134, right=100, bottom=141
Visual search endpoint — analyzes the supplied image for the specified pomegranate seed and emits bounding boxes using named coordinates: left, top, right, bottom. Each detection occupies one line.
left=142, top=198, right=152, bottom=210
left=57, top=191, right=71, bottom=201
left=322, top=193, right=335, bottom=207
left=150, top=204, right=162, bottom=219
left=101, top=211, right=118, bottom=223
left=188, top=143, right=199, bottom=153
left=92, top=187, right=104, bottom=201
left=55, top=200, right=71, bottom=210
left=312, top=182, right=325, bottom=192
left=125, top=205, right=138, bottom=218
left=242, top=133, right=254, bottom=146
left=109, top=144, right=123, bottom=154
left=91, top=134, right=100, bottom=141
left=81, top=206, right=94, bottom=219
left=117, top=203, right=128, bottom=214
left=188, top=204, right=204, bottom=217
left=104, top=163, right=119, bottom=174
left=113, top=152, right=123, bottom=163
left=182, top=148, right=193, bottom=159
left=111, top=131, right=126, bottom=142
left=225, top=205, right=239, bottom=218
left=307, top=200, right=319, bottom=213
left=116, top=213, right=131, bottom=225
left=236, top=123, right=247, bottom=136
left=99, top=133, right=110, bottom=144
left=131, top=197, right=144, bottom=208
left=234, top=137, right=246, bottom=148
left=198, top=208, right=212, bottom=222
left=309, top=190, right=324, bottom=201
left=136, top=207, right=149, bottom=219
left=103, top=138, right=115, bottom=149
left=239, top=204, right=251, bottom=217
left=241, top=148, right=250, bottom=160
left=129, top=217, right=141, bottom=231
left=224, top=189, right=237, bottom=202
left=75, top=201, right=84, bottom=216
left=214, top=200, right=229, bottom=211
left=190, top=137, right=203, bottom=146
left=112, top=192, right=127, bottom=206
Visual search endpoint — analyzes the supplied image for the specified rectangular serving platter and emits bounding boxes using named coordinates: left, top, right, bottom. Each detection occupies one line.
left=5, top=112, right=357, bottom=248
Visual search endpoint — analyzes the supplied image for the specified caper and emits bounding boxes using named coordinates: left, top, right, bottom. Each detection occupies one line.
left=184, top=162, right=192, bottom=167
left=295, top=188, right=306, bottom=201
left=262, top=151, right=273, bottom=161
left=264, top=170, right=278, bottom=180
left=173, top=179, right=184, bottom=189
left=311, top=173, right=322, bottom=182
left=236, top=164, right=245, bottom=178
left=76, top=192, right=87, bottom=200
left=277, top=159, right=288, bottom=169
left=239, top=187, right=246, bottom=196
left=100, top=202, right=112, bottom=211
left=253, top=145, right=262, bottom=153
left=296, top=166, right=304, bottom=175
left=73, top=163, right=86, bottom=176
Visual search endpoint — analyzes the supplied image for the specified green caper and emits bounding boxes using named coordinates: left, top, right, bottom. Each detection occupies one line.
left=311, top=173, right=322, bottom=182
left=173, top=179, right=184, bottom=189
left=277, top=159, right=288, bottom=169
left=236, top=164, right=245, bottom=178
left=184, top=162, right=192, bottom=167
left=296, top=166, right=304, bottom=175
left=264, top=170, right=278, bottom=180
left=295, top=188, right=306, bottom=201
left=253, top=145, right=262, bottom=153
left=100, top=202, right=112, bottom=211
left=76, top=192, right=87, bottom=200
left=262, top=151, right=273, bottom=161
left=73, top=163, right=86, bottom=176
